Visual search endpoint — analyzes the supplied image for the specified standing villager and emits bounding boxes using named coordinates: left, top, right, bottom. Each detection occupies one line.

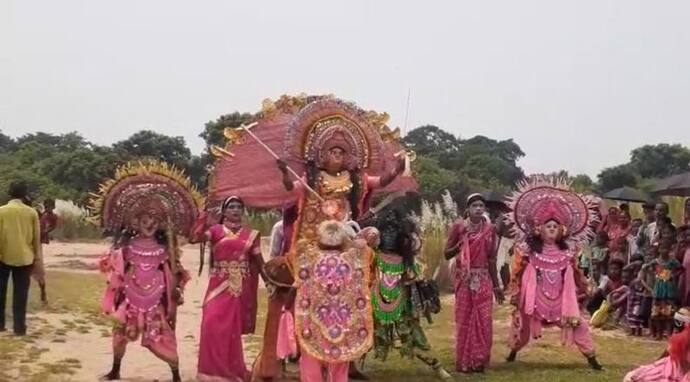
left=0, top=182, right=43, bottom=336
left=444, top=193, right=504, bottom=373
left=91, top=161, right=201, bottom=382
left=677, top=226, right=690, bottom=307
left=192, top=196, right=270, bottom=382
left=37, top=198, right=58, bottom=304
left=39, top=198, right=58, bottom=245
left=506, top=176, right=602, bottom=370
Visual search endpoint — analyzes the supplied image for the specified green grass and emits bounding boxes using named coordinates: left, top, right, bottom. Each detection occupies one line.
left=0, top=271, right=104, bottom=381
left=361, top=305, right=665, bottom=381
left=0, top=271, right=668, bottom=381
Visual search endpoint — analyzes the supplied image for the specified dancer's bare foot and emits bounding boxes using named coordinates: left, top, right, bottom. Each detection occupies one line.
left=171, top=366, right=181, bottom=382
left=99, top=370, right=120, bottom=381
left=348, top=362, right=369, bottom=380
left=99, top=360, right=121, bottom=381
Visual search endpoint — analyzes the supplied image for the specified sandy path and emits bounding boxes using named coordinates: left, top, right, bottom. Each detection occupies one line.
left=34, top=241, right=270, bottom=382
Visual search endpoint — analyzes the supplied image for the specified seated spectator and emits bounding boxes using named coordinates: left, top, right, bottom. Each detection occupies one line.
left=587, top=261, right=611, bottom=315
left=592, top=265, right=633, bottom=330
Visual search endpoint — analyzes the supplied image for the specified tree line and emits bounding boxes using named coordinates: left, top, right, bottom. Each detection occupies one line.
left=0, top=113, right=688, bottom=205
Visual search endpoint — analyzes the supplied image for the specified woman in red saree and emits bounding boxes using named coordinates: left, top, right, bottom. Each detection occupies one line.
left=193, top=196, right=267, bottom=382
left=444, top=193, right=503, bottom=373
left=607, top=209, right=632, bottom=257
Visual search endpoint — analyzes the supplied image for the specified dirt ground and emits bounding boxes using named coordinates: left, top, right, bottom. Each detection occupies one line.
left=0, top=241, right=667, bottom=382
left=35, top=241, right=265, bottom=381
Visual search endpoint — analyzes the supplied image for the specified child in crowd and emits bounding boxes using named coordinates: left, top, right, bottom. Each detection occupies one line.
left=646, top=242, right=681, bottom=340
left=610, top=237, right=630, bottom=265
left=591, top=231, right=610, bottom=274
left=678, top=226, right=690, bottom=307
left=606, top=258, right=626, bottom=293
left=587, top=261, right=610, bottom=315
left=595, top=266, right=633, bottom=330
left=638, top=245, right=659, bottom=333
left=626, top=266, right=647, bottom=336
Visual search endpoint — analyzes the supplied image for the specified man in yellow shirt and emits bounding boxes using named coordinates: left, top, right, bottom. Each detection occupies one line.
left=0, top=182, right=43, bottom=335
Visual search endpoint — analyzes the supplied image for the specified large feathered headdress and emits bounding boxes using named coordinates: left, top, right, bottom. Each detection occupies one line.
left=88, top=160, right=204, bottom=237
left=506, top=175, right=598, bottom=244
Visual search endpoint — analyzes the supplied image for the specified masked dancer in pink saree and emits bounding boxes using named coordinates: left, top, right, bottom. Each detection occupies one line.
left=505, top=176, right=602, bottom=370
left=192, top=195, right=270, bottom=382
left=92, top=161, right=201, bottom=382
left=444, top=193, right=504, bottom=373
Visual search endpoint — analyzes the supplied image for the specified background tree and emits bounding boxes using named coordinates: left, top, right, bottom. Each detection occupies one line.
left=570, top=174, right=595, bottom=194
left=113, top=130, right=192, bottom=170
left=402, top=125, right=462, bottom=156
left=0, top=130, right=15, bottom=153
left=199, top=112, right=255, bottom=148
left=629, top=143, right=690, bottom=179
left=412, top=156, right=458, bottom=200
left=436, top=135, right=525, bottom=190
left=597, top=164, right=638, bottom=192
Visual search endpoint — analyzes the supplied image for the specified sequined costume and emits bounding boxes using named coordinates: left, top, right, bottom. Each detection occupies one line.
left=506, top=176, right=601, bottom=369
left=281, top=99, right=406, bottom=381
left=367, top=205, right=450, bottom=379
left=91, top=161, right=202, bottom=381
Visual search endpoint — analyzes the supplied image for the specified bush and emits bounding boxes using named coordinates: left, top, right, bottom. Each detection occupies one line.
left=51, top=200, right=101, bottom=242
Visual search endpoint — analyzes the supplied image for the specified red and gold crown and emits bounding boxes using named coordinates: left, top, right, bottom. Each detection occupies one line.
left=88, top=160, right=204, bottom=237
left=507, top=175, right=598, bottom=244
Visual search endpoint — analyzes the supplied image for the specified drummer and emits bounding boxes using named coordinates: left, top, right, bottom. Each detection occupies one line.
left=252, top=205, right=298, bottom=381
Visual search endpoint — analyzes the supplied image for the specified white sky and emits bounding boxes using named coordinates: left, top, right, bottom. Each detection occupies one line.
left=1, top=1, right=689, bottom=178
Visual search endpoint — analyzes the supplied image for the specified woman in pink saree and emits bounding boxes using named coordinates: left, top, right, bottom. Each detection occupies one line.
left=193, top=196, right=268, bottom=382
left=444, top=193, right=504, bottom=373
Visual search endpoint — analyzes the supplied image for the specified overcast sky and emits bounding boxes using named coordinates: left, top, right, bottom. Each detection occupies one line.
left=1, top=1, right=689, bottom=178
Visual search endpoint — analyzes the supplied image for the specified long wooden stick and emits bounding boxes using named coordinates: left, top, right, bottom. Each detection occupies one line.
left=240, top=123, right=325, bottom=203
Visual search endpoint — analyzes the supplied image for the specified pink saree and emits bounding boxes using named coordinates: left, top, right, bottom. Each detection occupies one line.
left=198, top=225, right=260, bottom=382
left=446, top=221, right=496, bottom=372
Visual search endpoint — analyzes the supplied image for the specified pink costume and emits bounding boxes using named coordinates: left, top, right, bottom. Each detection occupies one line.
left=279, top=99, right=403, bottom=382
left=445, top=221, right=496, bottom=372
left=625, top=322, right=690, bottom=381
left=506, top=176, right=600, bottom=366
left=508, top=244, right=594, bottom=355
left=90, top=161, right=203, bottom=381
left=198, top=224, right=260, bottom=382
left=100, top=239, right=190, bottom=365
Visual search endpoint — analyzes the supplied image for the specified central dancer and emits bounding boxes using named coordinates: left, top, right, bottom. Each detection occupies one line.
left=277, top=99, right=405, bottom=382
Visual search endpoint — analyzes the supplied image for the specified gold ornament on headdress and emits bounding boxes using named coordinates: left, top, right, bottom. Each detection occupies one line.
left=88, top=160, right=204, bottom=237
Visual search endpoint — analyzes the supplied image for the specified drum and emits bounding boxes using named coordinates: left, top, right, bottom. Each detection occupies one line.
left=264, top=256, right=294, bottom=288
